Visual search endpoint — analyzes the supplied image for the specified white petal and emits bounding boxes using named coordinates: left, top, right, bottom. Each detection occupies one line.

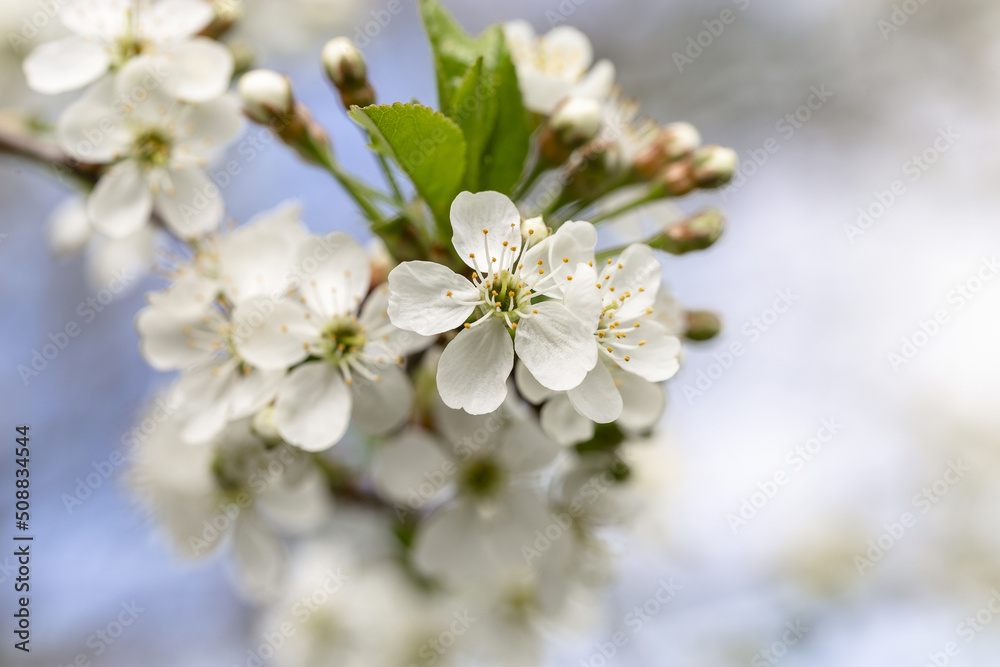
left=217, top=201, right=307, bottom=304
left=158, top=39, right=235, bottom=103
left=350, top=363, right=412, bottom=436
left=230, top=512, right=287, bottom=602
left=562, top=264, right=603, bottom=330
left=61, top=0, right=128, bottom=41
left=610, top=320, right=680, bottom=382
left=497, top=416, right=558, bottom=473
left=572, top=59, right=615, bottom=101
left=481, top=489, right=553, bottom=571
left=114, top=55, right=183, bottom=125
left=88, top=225, right=156, bottom=292
left=540, top=26, right=593, bottom=78
left=519, top=70, right=574, bottom=116
left=372, top=431, right=453, bottom=504
left=413, top=500, right=491, bottom=581
left=387, top=261, right=477, bottom=336
left=567, top=360, right=622, bottom=423
left=433, top=401, right=504, bottom=456
left=502, top=20, right=536, bottom=59
left=296, top=233, right=370, bottom=319
left=437, top=318, right=513, bottom=414
left=139, top=0, right=215, bottom=43
left=520, top=220, right=597, bottom=295
left=274, top=362, right=352, bottom=451
left=172, top=362, right=236, bottom=443
left=232, top=297, right=317, bottom=370
left=515, top=301, right=596, bottom=391
left=513, top=361, right=553, bottom=405
left=615, top=372, right=666, bottom=431
left=87, top=160, right=152, bottom=239
left=173, top=93, right=244, bottom=159
left=48, top=198, right=92, bottom=257
left=57, top=76, right=130, bottom=162
left=258, top=470, right=332, bottom=534
left=135, top=304, right=224, bottom=370
left=226, top=367, right=284, bottom=422
left=359, top=283, right=435, bottom=356
left=23, top=37, right=109, bottom=94
left=155, top=166, right=223, bottom=238
left=450, top=191, right=522, bottom=273
left=541, top=394, right=594, bottom=446
left=146, top=270, right=219, bottom=318
left=605, top=243, right=661, bottom=319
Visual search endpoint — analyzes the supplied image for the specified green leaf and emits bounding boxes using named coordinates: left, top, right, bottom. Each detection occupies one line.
left=349, top=102, right=466, bottom=235
left=450, top=56, right=496, bottom=190
left=478, top=30, right=530, bottom=194
left=419, top=0, right=479, bottom=111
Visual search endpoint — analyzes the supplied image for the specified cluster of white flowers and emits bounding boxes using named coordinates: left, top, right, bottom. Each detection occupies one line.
left=26, top=0, right=241, bottom=289
left=6, top=3, right=737, bottom=664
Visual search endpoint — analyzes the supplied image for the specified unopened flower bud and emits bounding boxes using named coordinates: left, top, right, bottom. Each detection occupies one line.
left=251, top=405, right=282, bottom=444
left=658, top=160, right=695, bottom=197
left=539, top=97, right=603, bottom=164
left=238, top=69, right=293, bottom=124
left=691, top=145, right=737, bottom=189
left=650, top=208, right=724, bottom=255
left=520, top=216, right=549, bottom=246
left=322, top=38, right=376, bottom=108
left=633, top=121, right=701, bottom=181
left=684, top=310, right=722, bottom=341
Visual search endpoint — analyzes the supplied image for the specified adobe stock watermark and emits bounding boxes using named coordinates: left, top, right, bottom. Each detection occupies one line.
left=751, top=619, right=810, bottom=667
left=727, top=417, right=844, bottom=534
left=239, top=568, right=349, bottom=667
left=6, top=0, right=72, bottom=55
left=672, top=0, right=752, bottom=73
left=922, top=590, right=1000, bottom=667
left=844, top=126, right=960, bottom=243
left=720, top=83, right=834, bottom=201
left=887, top=254, right=998, bottom=373
left=854, top=458, right=968, bottom=575
left=681, top=288, right=799, bottom=404
left=55, top=600, right=145, bottom=667
left=17, top=269, right=136, bottom=386
left=577, top=577, right=682, bottom=667
left=877, top=0, right=934, bottom=41
left=62, top=395, right=179, bottom=514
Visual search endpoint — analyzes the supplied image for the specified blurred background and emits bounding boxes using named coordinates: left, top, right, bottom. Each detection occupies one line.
left=2, top=0, right=999, bottom=664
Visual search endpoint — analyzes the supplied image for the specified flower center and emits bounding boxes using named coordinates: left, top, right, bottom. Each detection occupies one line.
left=320, top=318, right=366, bottom=362
left=459, top=457, right=506, bottom=499
left=133, top=128, right=173, bottom=167
left=475, top=270, right=533, bottom=329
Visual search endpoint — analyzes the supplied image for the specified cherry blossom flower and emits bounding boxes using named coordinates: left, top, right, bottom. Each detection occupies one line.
left=514, top=245, right=681, bottom=443
left=373, top=399, right=563, bottom=585
left=57, top=55, right=243, bottom=239
left=387, top=191, right=602, bottom=414
left=23, top=0, right=232, bottom=101
left=130, top=413, right=331, bottom=600
left=233, top=233, right=433, bottom=452
left=502, top=20, right=615, bottom=115
left=135, top=203, right=312, bottom=443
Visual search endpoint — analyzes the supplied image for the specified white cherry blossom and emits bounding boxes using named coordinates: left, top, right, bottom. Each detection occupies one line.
left=130, top=413, right=331, bottom=600
left=387, top=191, right=602, bottom=414
left=514, top=244, right=681, bottom=442
left=502, top=20, right=615, bottom=115
left=233, top=233, right=433, bottom=452
left=373, top=399, right=563, bottom=585
left=23, top=0, right=232, bottom=101
left=57, top=55, right=243, bottom=239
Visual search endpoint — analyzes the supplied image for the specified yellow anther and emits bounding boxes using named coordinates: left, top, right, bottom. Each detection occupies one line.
left=562, top=257, right=569, bottom=263
left=532, top=309, right=538, bottom=314
left=638, top=340, right=647, bottom=346
left=281, top=325, right=288, bottom=333
left=606, top=346, right=613, bottom=352
left=464, top=323, right=471, bottom=328
left=624, top=355, right=630, bottom=361
left=446, top=291, right=452, bottom=296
